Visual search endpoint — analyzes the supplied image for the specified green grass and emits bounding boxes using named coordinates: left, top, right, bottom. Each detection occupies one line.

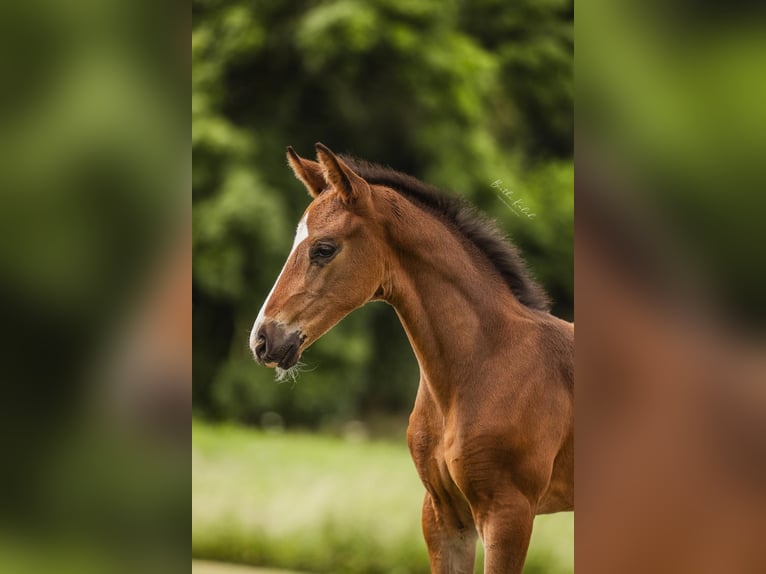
left=192, top=560, right=308, bottom=574
left=193, top=420, right=573, bottom=573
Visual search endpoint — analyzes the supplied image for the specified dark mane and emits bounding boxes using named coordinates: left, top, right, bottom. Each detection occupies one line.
left=340, top=156, right=551, bottom=312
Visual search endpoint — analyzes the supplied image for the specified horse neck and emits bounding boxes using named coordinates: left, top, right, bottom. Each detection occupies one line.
left=374, top=192, right=539, bottom=413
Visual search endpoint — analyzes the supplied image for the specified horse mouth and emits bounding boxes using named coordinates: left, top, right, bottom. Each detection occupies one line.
left=259, top=340, right=302, bottom=370
left=276, top=344, right=301, bottom=369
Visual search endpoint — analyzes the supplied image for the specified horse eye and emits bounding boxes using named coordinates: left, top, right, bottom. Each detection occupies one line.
left=311, top=243, right=337, bottom=260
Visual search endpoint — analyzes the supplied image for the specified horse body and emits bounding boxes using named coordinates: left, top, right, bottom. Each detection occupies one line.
left=387, top=197, right=573, bottom=570
left=251, top=143, right=573, bottom=573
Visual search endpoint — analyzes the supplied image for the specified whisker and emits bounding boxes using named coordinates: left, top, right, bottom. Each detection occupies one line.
left=275, top=361, right=308, bottom=384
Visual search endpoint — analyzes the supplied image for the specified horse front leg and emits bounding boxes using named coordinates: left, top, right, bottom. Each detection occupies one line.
left=474, top=490, right=534, bottom=574
left=421, top=492, right=477, bottom=574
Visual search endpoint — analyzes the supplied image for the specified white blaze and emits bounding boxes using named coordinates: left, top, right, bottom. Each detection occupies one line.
left=250, top=214, right=309, bottom=350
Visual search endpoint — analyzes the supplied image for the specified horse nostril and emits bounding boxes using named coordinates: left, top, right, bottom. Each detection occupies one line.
left=254, top=330, right=268, bottom=359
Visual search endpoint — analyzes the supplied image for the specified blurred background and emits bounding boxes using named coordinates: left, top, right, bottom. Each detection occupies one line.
left=192, top=0, right=573, bottom=572
left=577, top=1, right=766, bottom=572
left=0, top=1, right=187, bottom=574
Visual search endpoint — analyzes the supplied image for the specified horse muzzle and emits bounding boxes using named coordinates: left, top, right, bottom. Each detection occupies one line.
left=252, top=321, right=305, bottom=369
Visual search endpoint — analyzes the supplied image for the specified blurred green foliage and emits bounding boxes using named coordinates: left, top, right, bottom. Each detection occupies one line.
left=192, top=0, right=573, bottom=426
left=578, top=0, right=766, bottom=327
left=0, top=5, right=186, bottom=568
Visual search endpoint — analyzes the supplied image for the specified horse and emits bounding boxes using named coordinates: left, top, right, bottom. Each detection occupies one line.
left=250, top=143, right=574, bottom=573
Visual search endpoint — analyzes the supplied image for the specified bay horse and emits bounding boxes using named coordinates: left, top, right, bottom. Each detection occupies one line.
left=250, top=143, right=574, bottom=573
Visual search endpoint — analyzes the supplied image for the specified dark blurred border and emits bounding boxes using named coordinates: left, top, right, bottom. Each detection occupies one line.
left=577, top=1, right=766, bottom=572
left=0, top=1, right=188, bottom=573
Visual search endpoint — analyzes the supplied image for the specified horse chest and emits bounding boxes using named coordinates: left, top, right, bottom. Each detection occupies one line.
left=407, top=415, right=471, bottom=505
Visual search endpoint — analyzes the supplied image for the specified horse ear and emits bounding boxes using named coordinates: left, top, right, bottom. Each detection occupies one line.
left=287, top=146, right=325, bottom=198
left=315, top=142, right=370, bottom=205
